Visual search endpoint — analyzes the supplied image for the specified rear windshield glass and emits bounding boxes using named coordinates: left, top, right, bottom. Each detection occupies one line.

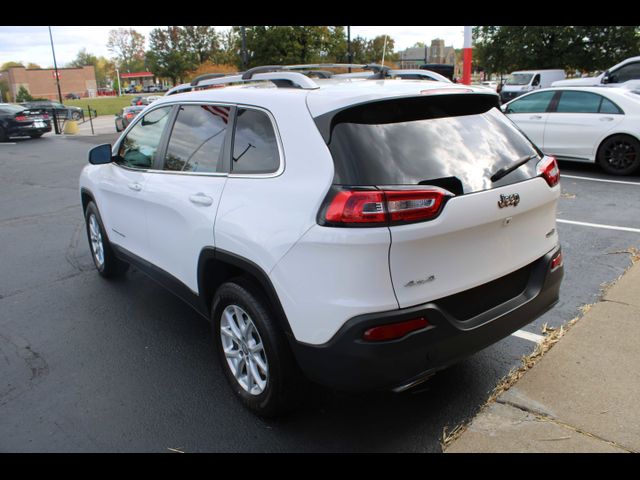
left=324, top=98, right=540, bottom=194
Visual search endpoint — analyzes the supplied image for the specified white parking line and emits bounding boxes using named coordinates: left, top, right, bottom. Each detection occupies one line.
left=511, top=330, right=544, bottom=343
left=557, top=219, right=640, bottom=234
left=0, top=142, right=17, bottom=145
left=562, top=174, right=640, bottom=186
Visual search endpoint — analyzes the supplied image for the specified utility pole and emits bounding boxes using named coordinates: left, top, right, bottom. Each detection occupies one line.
left=48, top=26, right=63, bottom=103
left=462, top=26, right=473, bottom=85
left=241, top=26, right=248, bottom=70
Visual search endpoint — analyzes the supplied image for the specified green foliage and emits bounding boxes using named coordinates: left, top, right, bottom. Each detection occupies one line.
left=0, top=79, right=9, bottom=101
left=107, top=28, right=146, bottom=73
left=233, top=26, right=397, bottom=68
left=146, top=27, right=199, bottom=84
left=474, top=26, right=640, bottom=75
left=1, top=61, right=24, bottom=70
left=16, top=85, right=33, bottom=102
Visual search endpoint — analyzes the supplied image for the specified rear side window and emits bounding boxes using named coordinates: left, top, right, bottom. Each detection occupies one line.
left=556, top=91, right=601, bottom=113
left=231, top=108, right=279, bottom=174
left=322, top=95, right=540, bottom=194
left=117, top=106, right=171, bottom=169
left=164, top=104, right=230, bottom=173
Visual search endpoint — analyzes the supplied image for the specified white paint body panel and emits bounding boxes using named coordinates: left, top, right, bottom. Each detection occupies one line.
left=388, top=178, right=560, bottom=308
left=144, top=172, right=227, bottom=292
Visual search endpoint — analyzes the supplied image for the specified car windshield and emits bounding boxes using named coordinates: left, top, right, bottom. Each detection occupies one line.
left=506, top=73, right=534, bottom=86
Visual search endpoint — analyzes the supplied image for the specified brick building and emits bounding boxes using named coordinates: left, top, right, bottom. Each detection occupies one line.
left=0, top=65, right=97, bottom=101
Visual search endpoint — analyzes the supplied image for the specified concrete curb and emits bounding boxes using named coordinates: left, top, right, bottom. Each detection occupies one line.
left=444, top=259, right=640, bottom=453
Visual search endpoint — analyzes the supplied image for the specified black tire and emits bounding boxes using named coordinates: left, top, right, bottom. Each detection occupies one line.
left=84, top=201, right=129, bottom=278
left=0, top=126, right=7, bottom=142
left=212, top=278, right=303, bottom=417
left=597, top=134, right=640, bottom=176
left=72, top=111, right=82, bottom=121
left=30, top=133, right=43, bottom=139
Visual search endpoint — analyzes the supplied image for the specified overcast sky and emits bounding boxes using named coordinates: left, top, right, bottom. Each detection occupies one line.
left=0, top=26, right=466, bottom=68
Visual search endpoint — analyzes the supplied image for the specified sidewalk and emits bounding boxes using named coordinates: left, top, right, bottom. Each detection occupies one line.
left=43, top=115, right=117, bottom=137
left=445, top=259, right=640, bottom=453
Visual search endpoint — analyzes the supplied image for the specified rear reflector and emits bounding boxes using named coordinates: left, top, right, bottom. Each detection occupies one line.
left=363, top=317, right=430, bottom=342
left=322, top=187, right=453, bottom=227
left=362, top=317, right=429, bottom=342
left=551, top=251, right=563, bottom=272
left=537, top=156, right=560, bottom=187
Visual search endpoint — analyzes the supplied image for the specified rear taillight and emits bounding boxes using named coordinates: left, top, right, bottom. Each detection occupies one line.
left=363, top=317, right=430, bottom=342
left=125, top=113, right=134, bottom=120
left=15, top=115, right=28, bottom=121
left=321, top=187, right=453, bottom=227
left=537, top=156, right=560, bottom=187
left=42, top=114, right=49, bottom=120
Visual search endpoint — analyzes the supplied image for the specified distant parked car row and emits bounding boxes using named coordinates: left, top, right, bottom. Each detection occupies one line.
left=114, top=106, right=145, bottom=132
left=124, top=84, right=168, bottom=94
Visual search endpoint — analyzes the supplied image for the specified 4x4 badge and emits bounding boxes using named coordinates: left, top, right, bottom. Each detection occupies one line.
left=498, top=193, right=520, bottom=208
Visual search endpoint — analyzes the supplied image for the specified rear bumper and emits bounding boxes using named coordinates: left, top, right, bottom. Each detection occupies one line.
left=9, top=124, right=52, bottom=136
left=290, top=246, right=563, bottom=392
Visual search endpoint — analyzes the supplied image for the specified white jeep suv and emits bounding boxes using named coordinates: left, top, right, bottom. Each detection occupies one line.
left=79, top=67, right=564, bottom=416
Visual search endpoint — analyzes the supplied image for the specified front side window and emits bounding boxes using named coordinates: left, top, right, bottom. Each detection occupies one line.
left=232, top=108, right=280, bottom=174
left=117, top=106, right=171, bottom=169
left=609, top=62, right=640, bottom=83
left=506, top=73, right=533, bottom=86
left=164, top=104, right=230, bottom=173
left=506, top=91, right=555, bottom=113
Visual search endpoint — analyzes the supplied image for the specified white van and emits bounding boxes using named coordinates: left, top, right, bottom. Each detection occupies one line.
left=500, top=69, right=565, bottom=102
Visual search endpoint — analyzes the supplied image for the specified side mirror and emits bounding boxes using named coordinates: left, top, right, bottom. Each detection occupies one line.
left=88, top=144, right=113, bottom=165
left=602, top=71, right=611, bottom=84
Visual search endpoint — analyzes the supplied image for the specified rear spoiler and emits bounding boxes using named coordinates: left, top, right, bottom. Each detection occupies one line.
left=313, top=92, right=500, bottom=144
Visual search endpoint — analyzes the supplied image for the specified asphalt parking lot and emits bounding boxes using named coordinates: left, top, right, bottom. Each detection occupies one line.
left=1, top=132, right=639, bottom=452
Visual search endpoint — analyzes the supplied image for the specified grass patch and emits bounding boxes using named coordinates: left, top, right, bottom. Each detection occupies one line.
left=65, top=95, right=137, bottom=117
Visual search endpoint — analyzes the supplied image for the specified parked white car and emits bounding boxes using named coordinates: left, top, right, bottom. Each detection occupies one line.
left=80, top=67, right=563, bottom=416
left=502, top=86, right=640, bottom=175
left=551, top=56, right=640, bottom=89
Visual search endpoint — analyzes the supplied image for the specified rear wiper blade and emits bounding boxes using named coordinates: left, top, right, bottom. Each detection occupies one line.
left=490, top=154, right=538, bottom=183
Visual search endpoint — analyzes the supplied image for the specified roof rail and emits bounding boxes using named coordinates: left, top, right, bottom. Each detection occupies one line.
left=190, top=73, right=228, bottom=86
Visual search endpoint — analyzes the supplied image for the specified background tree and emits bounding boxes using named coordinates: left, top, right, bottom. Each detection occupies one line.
left=146, top=26, right=198, bottom=85
left=1, top=61, right=24, bottom=70
left=26, top=63, right=41, bottom=69
left=68, top=49, right=115, bottom=88
left=474, top=26, right=640, bottom=76
left=15, top=85, right=33, bottom=102
left=180, top=26, right=221, bottom=64
left=107, top=28, right=146, bottom=73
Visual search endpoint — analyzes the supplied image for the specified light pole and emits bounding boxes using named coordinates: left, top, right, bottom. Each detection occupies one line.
left=48, top=26, right=63, bottom=103
left=115, top=66, right=122, bottom=96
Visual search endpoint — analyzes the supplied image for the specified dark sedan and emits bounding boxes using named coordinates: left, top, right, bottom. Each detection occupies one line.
left=115, top=105, right=145, bottom=132
left=0, top=104, right=52, bottom=141
left=20, top=100, right=83, bottom=121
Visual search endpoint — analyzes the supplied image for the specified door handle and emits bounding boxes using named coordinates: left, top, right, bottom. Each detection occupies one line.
left=529, top=115, right=543, bottom=120
left=128, top=182, right=142, bottom=192
left=599, top=117, right=614, bottom=122
left=189, top=193, right=213, bottom=207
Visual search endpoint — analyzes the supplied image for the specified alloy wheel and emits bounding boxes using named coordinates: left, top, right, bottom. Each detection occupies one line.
left=220, top=305, right=269, bottom=396
left=88, top=214, right=105, bottom=268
